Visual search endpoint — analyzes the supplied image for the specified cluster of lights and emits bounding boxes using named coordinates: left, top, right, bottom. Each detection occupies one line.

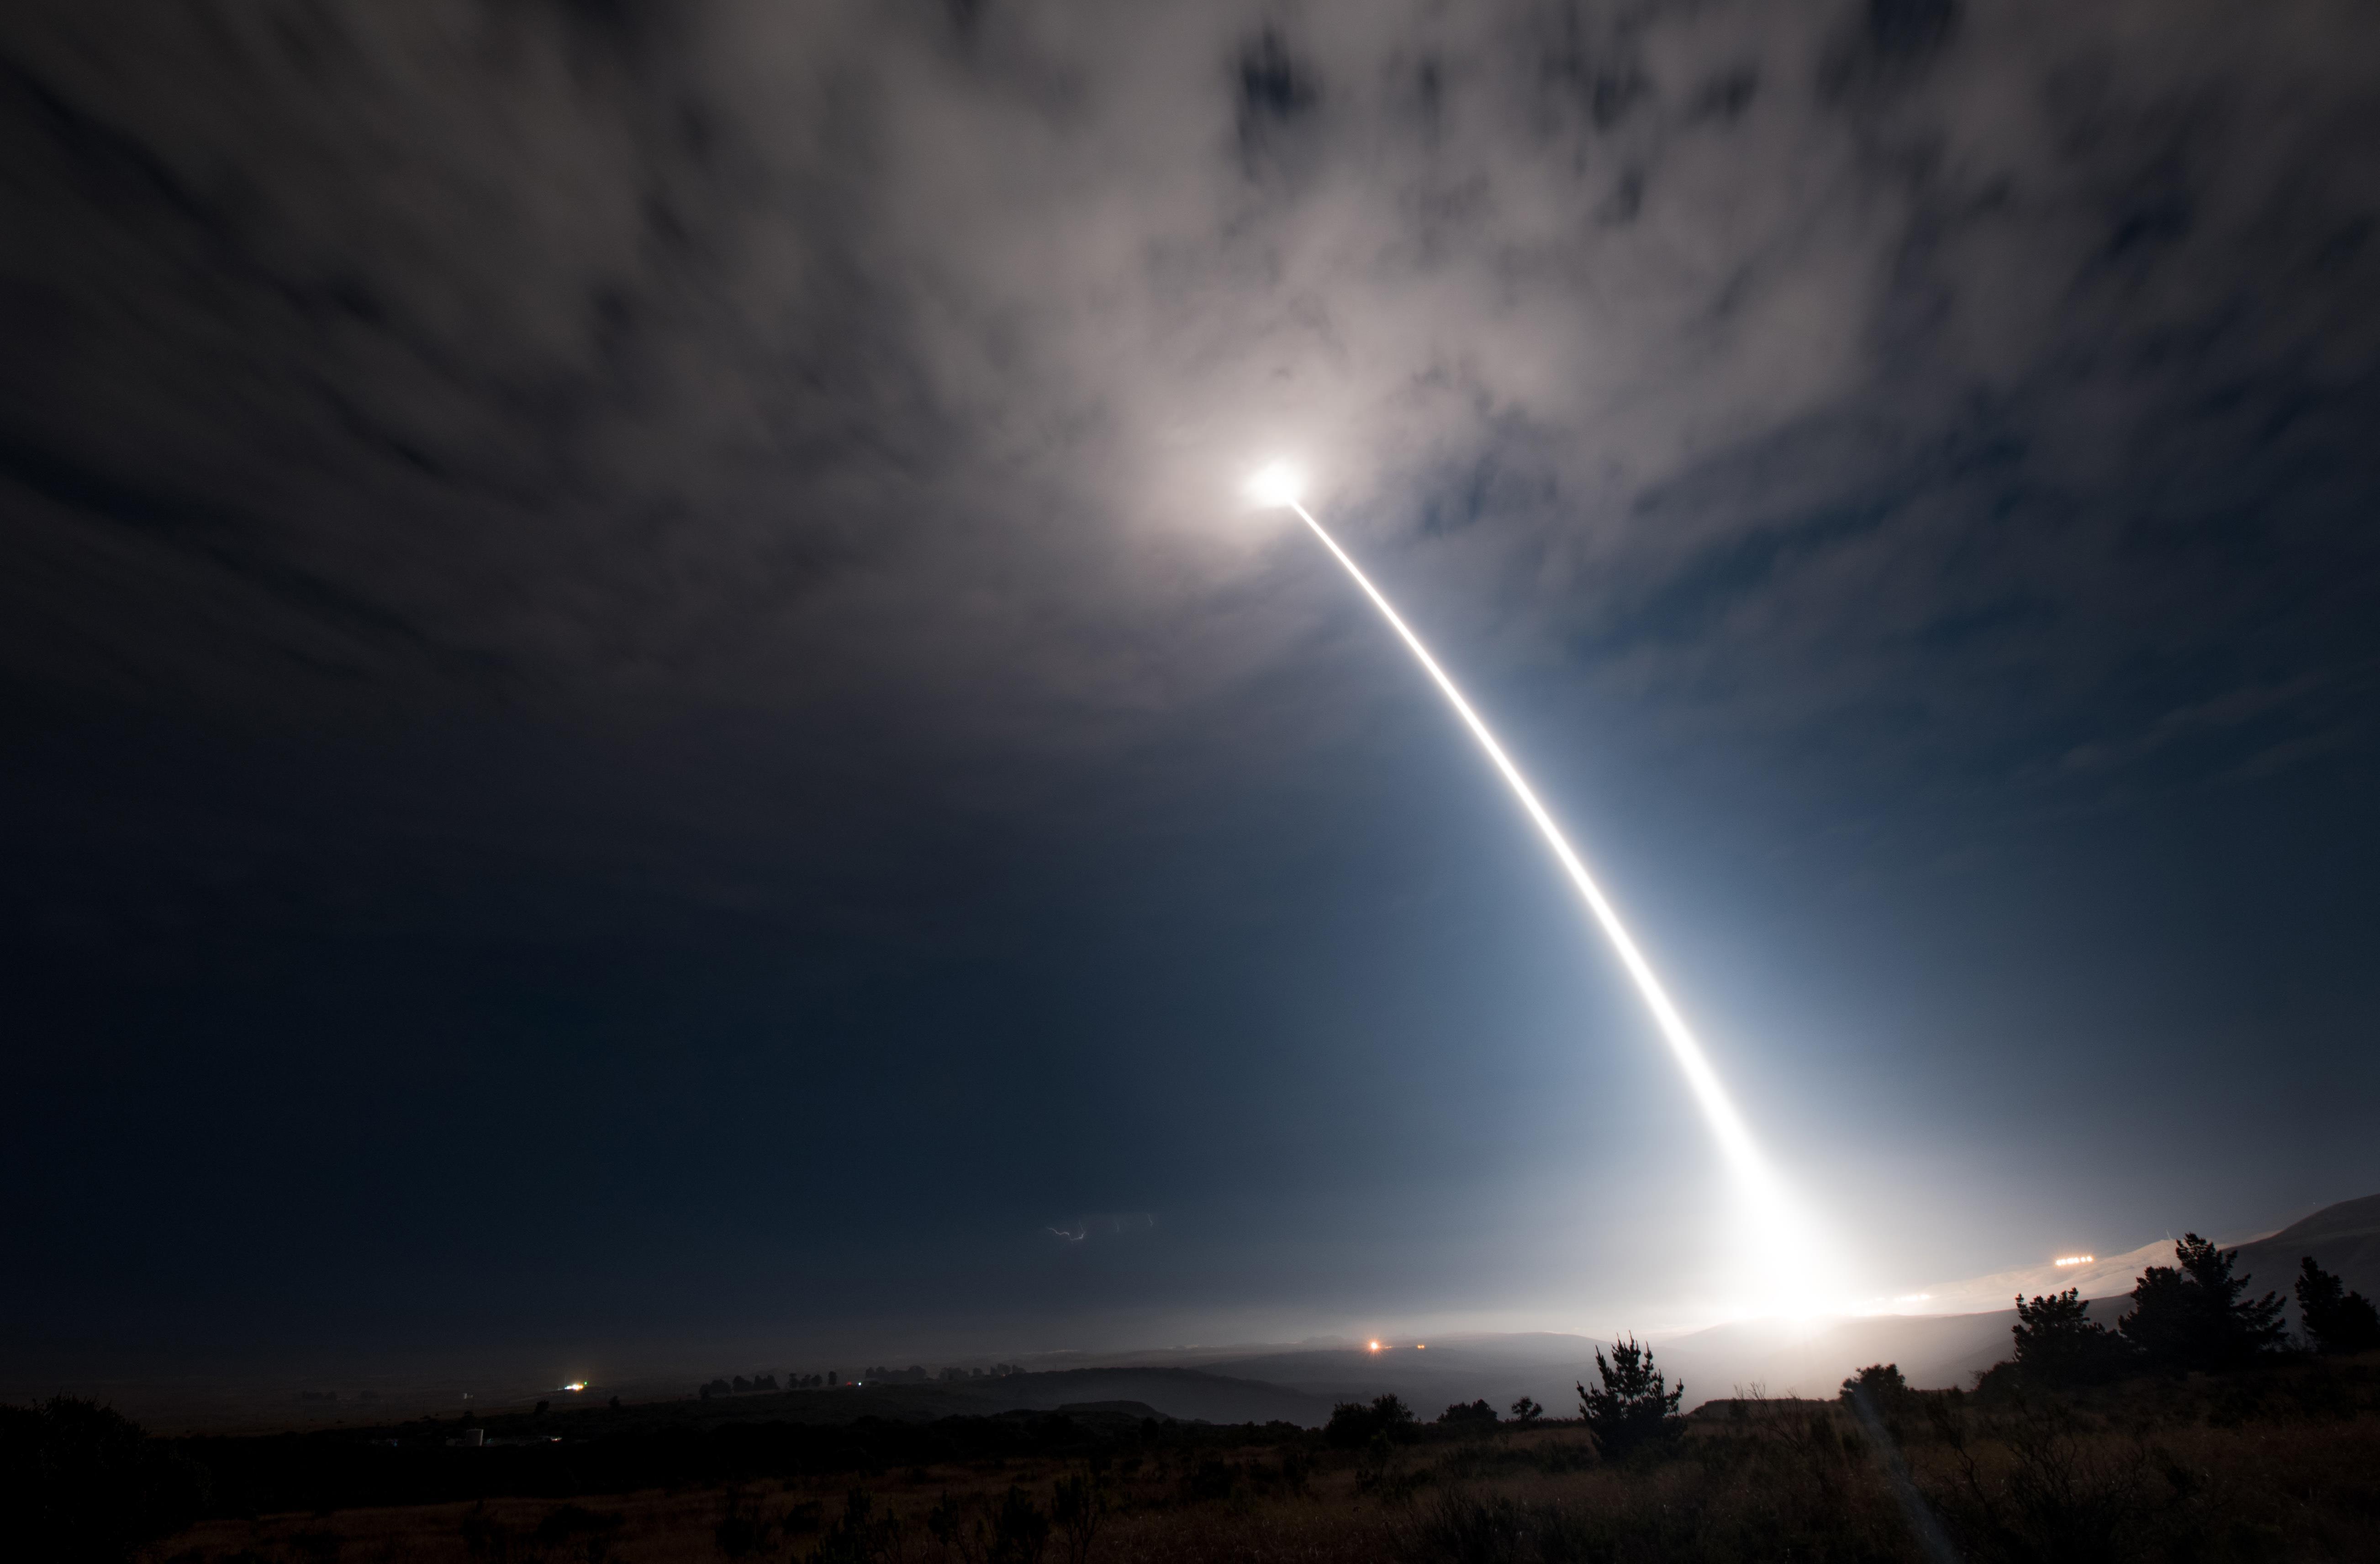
left=2053, top=1255, right=2095, bottom=1268
left=1365, top=1340, right=1427, bottom=1353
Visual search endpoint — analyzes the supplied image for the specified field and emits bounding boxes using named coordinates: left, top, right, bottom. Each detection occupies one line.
left=139, top=1354, right=2380, bottom=1564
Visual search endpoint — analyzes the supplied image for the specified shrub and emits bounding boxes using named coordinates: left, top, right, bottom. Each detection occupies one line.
left=0, top=1396, right=210, bottom=1563
left=1576, top=1336, right=1682, bottom=1459
left=1181, top=1459, right=1238, bottom=1504
left=987, top=1484, right=1050, bottom=1564
left=1931, top=1395, right=2153, bottom=1564
left=1839, top=1362, right=1911, bottom=1405
left=2119, top=1235, right=2286, bottom=1370
left=535, top=1504, right=623, bottom=1545
left=2012, top=1289, right=2137, bottom=1385
left=2295, top=1257, right=2380, bottom=1355
left=809, top=1488, right=902, bottom=1564
left=1401, top=1491, right=1533, bottom=1564
left=1326, top=1393, right=1419, bottom=1449
left=1049, top=1470, right=1106, bottom=1564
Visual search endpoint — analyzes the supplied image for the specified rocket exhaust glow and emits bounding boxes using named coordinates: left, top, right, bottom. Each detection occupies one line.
left=1258, top=468, right=1826, bottom=1312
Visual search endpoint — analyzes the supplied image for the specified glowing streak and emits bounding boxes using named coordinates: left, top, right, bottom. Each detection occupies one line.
left=1283, top=498, right=1768, bottom=1184
left=1254, top=477, right=1834, bottom=1312
left=2053, top=1255, right=2094, bottom=1268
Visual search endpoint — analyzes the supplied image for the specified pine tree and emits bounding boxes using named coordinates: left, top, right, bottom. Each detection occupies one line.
left=1838, top=1362, right=1911, bottom=1405
left=1577, top=1335, right=1682, bottom=1457
left=2012, top=1286, right=2137, bottom=1384
left=2295, top=1256, right=2380, bottom=1354
left=2118, top=1233, right=2286, bottom=1370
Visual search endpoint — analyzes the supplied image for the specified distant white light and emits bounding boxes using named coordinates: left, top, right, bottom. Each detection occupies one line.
left=1245, top=461, right=1304, bottom=507
left=561, top=1381, right=587, bottom=1393
left=2053, top=1254, right=2095, bottom=1268
left=1367, top=1340, right=1382, bottom=1353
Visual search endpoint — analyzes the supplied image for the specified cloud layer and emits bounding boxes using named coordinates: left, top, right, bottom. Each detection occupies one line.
left=5, top=0, right=2374, bottom=782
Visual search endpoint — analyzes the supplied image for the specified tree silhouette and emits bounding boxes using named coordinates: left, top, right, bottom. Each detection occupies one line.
left=2119, top=1233, right=2286, bottom=1370
left=1509, top=1395, right=1544, bottom=1425
left=988, top=1483, right=1051, bottom=1564
left=1577, top=1336, right=1682, bottom=1458
left=810, top=1487, right=903, bottom=1564
left=0, top=1397, right=209, bottom=1563
left=1838, top=1362, right=1912, bottom=1405
left=1049, top=1470, right=1107, bottom=1564
left=2011, top=1287, right=2137, bottom=1384
left=2295, top=1256, right=2380, bottom=1355
left=1325, top=1393, right=1417, bottom=1449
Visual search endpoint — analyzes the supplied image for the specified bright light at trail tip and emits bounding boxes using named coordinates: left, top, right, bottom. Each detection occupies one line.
left=1245, top=461, right=1304, bottom=507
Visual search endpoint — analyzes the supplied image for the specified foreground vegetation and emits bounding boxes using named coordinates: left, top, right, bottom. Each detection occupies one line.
left=8, top=1240, right=2376, bottom=1562
left=106, top=1358, right=2380, bottom=1564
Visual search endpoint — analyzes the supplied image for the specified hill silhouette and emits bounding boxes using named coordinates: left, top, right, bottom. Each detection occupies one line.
left=648, top=1367, right=1332, bottom=1430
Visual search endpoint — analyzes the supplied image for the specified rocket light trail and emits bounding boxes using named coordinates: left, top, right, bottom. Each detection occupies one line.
left=1250, top=463, right=1826, bottom=1312
left=1272, top=481, right=1763, bottom=1178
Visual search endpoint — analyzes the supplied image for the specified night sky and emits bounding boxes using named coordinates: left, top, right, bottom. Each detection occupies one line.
left=5, top=1, right=2378, bottom=1377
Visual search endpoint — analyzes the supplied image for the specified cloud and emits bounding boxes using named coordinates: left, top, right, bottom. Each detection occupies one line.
left=1046, top=1212, right=1155, bottom=1244
left=1, top=0, right=2374, bottom=798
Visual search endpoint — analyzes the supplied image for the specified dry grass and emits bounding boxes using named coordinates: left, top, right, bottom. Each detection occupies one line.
left=146, top=1369, right=2380, bottom=1564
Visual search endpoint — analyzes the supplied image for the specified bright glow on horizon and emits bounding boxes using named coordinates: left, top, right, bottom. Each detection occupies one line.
left=1257, top=484, right=1840, bottom=1319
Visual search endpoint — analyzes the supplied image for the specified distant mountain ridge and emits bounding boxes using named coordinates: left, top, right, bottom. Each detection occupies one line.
left=708, top=1366, right=1338, bottom=1429
left=2234, top=1194, right=2380, bottom=1297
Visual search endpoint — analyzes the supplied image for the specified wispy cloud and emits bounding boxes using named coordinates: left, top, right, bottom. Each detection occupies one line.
left=4, top=0, right=2372, bottom=810
left=1045, top=1213, right=1156, bottom=1245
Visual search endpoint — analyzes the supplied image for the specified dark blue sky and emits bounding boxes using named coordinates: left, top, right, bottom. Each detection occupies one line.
left=3, top=0, right=2377, bottom=1376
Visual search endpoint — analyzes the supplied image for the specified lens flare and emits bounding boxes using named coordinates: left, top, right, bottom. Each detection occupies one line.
left=1262, top=485, right=1833, bottom=1316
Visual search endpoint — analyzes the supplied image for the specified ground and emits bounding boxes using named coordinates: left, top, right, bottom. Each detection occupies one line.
left=140, top=1355, right=2380, bottom=1564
